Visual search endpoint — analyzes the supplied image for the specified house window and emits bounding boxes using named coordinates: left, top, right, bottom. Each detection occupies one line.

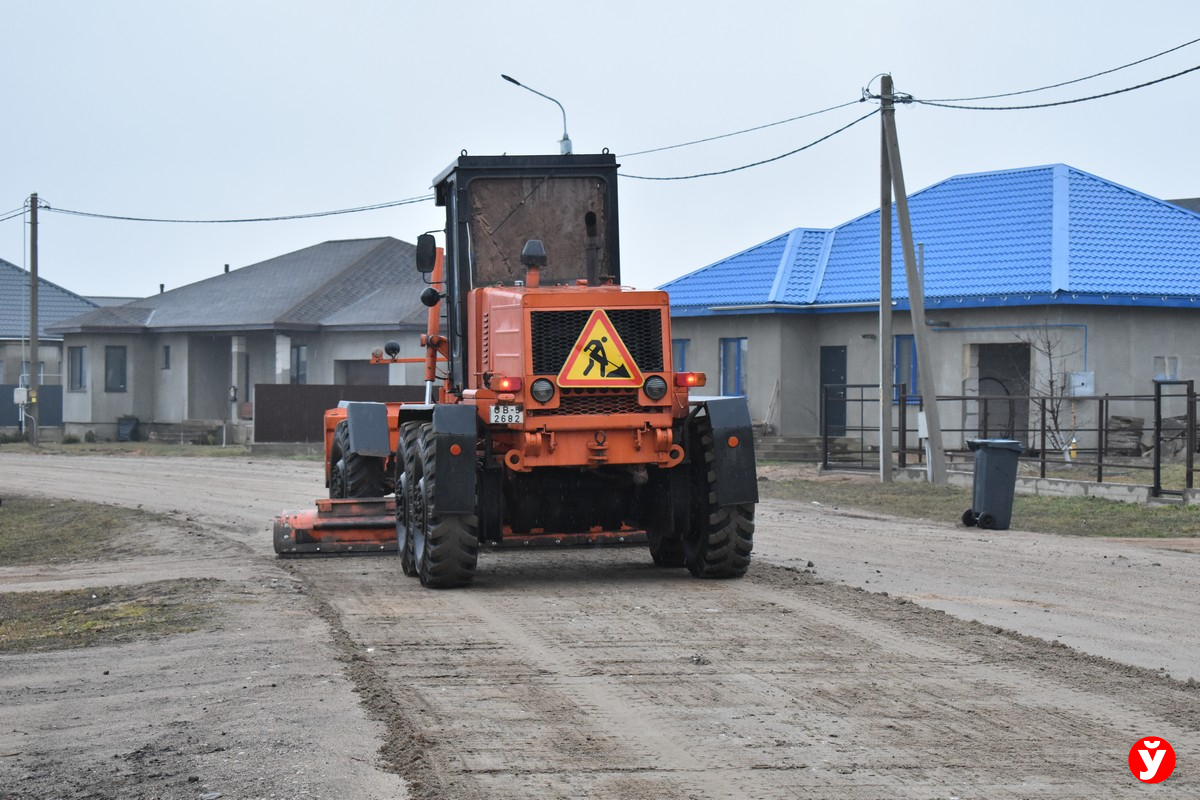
left=1153, top=355, right=1179, bottom=381
left=20, top=360, right=45, bottom=387
left=672, top=339, right=689, bottom=371
left=719, top=337, right=748, bottom=396
left=894, top=335, right=919, bottom=402
left=104, top=346, right=127, bottom=392
left=162, top=345, right=171, bottom=370
left=290, top=344, right=308, bottom=385
left=68, top=346, right=87, bottom=391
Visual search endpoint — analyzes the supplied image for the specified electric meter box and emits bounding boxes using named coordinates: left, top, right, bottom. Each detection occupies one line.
left=13, top=387, right=29, bottom=405
left=1068, top=371, right=1094, bottom=397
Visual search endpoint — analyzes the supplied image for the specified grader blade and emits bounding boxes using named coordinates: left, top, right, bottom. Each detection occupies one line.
left=273, top=498, right=398, bottom=556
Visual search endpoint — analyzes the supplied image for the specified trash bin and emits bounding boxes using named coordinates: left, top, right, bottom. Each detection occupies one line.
left=117, top=416, right=140, bottom=442
left=962, top=438, right=1022, bottom=530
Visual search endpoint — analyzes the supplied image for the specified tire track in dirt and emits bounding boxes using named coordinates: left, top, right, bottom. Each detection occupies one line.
left=298, top=548, right=1200, bottom=798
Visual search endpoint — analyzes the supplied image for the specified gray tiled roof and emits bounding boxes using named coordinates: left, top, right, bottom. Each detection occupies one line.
left=49, top=237, right=427, bottom=334
left=0, top=258, right=99, bottom=339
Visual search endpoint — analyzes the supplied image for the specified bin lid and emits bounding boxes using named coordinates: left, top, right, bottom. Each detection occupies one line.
left=966, top=438, right=1023, bottom=452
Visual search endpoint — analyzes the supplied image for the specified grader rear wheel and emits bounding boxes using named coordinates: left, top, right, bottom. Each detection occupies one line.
left=395, top=421, right=423, bottom=577
left=649, top=533, right=686, bottom=568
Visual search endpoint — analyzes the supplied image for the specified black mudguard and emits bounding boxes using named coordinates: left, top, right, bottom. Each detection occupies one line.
left=343, top=401, right=391, bottom=458
left=699, top=397, right=759, bottom=506
left=432, top=404, right=478, bottom=515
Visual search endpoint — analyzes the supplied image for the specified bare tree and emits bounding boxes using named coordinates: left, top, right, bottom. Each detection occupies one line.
left=1014, top=323, right=1085, bottom=454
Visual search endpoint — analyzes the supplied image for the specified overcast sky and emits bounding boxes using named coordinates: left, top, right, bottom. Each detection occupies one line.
left=3, top=1, right=1199, bottom=300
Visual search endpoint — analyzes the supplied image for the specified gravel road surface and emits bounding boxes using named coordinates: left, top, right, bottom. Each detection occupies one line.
left=1, top=452, right=1197, bottom=798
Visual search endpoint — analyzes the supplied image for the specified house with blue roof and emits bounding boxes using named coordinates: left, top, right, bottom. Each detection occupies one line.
left=660, top=164, right=1200, bottom=446
left=0, top=258, right=99, bottom=428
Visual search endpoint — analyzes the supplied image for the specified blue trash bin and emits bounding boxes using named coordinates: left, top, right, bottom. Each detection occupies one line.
left=962, top=438, right=1022, bottom=530
left=117, top=416, right=140, bottom=442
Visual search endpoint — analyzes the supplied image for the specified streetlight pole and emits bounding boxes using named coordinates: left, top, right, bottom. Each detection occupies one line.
left=501, top=74, right=573, bottom=154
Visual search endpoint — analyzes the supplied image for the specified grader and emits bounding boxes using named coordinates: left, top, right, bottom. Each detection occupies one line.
left=274, top=152, right=757, bottom=588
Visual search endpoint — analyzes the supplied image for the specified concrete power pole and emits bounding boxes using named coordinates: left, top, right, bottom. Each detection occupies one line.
left=28, top=193, right=39, bottom=446
left=879, top=78, right=895, bottom=483
left=879, top=78, right=947, bottom=484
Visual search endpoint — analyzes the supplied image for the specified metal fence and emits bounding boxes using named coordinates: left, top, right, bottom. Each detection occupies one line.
left=823, top=380, right=1196, bottom=498
left=1, top=384, right=63, bottom=428
left=254, top=384, right=424, bottom=443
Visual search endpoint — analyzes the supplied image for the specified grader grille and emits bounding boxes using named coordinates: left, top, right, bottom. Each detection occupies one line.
left=530, top=309, right=665, bottom=375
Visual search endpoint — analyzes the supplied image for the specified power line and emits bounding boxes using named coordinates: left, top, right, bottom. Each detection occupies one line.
left=912, top=63, right=1200, bottom=111
left=619, top=98, right=864, bottom=158
left=41, top=194, right=434, bottom=224
left=925, top=35, right=1200, bottom=103
left=619, top=109, right=879, bottom=181
left=0, top=208, right=27, bottom=224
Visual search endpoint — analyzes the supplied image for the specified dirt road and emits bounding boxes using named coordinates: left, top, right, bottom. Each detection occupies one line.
left=2, top=453, right=1198, bottom=798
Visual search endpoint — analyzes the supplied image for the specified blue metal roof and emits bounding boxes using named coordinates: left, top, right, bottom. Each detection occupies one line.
left=661, top=164, right=1200, bottom=315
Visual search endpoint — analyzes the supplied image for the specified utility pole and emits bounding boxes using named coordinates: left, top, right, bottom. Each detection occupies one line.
left=880, top=78, right=947, bottom=484
left=879, top=78, right=895, bottom=483
left=28, top=193, right=39, bottom=446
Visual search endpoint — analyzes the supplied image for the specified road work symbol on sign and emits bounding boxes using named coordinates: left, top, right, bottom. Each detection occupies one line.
left=1127, top=736, right=1175, bottom=783
left=558, top=310, right=643, bottom=388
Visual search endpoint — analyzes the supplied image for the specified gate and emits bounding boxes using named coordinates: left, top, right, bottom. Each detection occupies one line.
left=1152, top=379, right=1195, bottom=498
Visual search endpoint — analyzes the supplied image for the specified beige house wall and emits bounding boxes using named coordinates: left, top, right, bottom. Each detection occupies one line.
left=673, top=303, right=1200, bottom=445
left=61, top=327, right=428, bottom=438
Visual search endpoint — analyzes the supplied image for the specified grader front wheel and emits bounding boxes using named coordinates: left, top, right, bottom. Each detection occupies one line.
left=330, top=419, right=388, bottom=499
left=414, top=423, right=480, bottom=589
left=682, top=416, right=754, bottom=579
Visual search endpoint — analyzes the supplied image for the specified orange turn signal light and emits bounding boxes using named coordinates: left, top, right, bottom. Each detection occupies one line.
left=674, top=372, right=706, bottom=388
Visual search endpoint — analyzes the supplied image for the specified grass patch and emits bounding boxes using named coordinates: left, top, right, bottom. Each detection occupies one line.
left=760, top=475, right=1200, bottom=538
left=0, top=496, right=166, bottom=565
left=1, top=440, right=321, bottom=460
left=1, top=441, right=254, bottom=457
left=0, top=579, right=220, bottom=653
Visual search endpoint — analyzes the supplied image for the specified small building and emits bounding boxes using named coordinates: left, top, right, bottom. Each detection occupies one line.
left=0, top=258, right=99, bottom=429
left=661, top=164, right=1200, bottom=449
left=49, top=237, right=429, bottom=442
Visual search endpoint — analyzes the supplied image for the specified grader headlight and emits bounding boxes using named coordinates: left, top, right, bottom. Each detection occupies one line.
left=643, top=375, right=669, bottom=401
left=530, top=378, right=556, bottom=403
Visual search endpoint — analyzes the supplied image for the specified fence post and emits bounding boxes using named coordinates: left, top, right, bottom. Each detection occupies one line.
left=1039, top=398, right=1047, bottom=479
left=1097, top=395, right=1106, bottom=484
left=1188, top=380, right=1195, bottom=492
left=898, top=384, right=907, bottom=469
left=821, top=385, right=830, bottom=471
left=1152, top=381, right=1163, bottom=498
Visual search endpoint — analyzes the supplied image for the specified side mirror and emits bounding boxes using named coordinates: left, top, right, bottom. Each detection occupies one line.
left=415, top=234, right=437, bottom=274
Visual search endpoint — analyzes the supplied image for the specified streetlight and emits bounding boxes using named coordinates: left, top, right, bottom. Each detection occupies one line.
left=501, top=74, right=573, bottom=155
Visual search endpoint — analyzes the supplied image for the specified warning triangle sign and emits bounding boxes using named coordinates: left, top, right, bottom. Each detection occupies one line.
left=557, top=310, right=644, bottom=388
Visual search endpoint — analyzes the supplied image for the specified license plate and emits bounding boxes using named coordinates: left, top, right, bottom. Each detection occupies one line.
left=490, top=405, right=524, bottom=425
